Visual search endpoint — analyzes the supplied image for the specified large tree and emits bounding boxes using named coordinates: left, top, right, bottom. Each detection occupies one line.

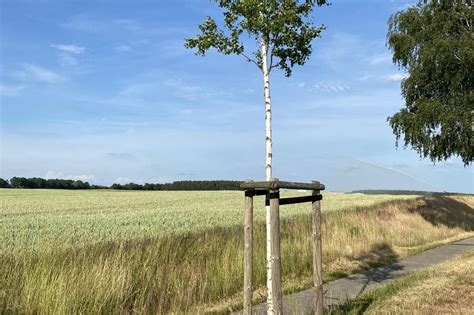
left=387, top=0, right=473, bottom=165
left=185, top=0, right=327, bottom=311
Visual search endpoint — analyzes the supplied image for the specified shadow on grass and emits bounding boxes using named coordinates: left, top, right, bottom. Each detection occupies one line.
left=325, top=235, right=401, bottom=284
left=410, top=196, right=474, bottom=231
left=326, top=296, right=375, bottom=315
left=325, top=244, right=402, bottom=314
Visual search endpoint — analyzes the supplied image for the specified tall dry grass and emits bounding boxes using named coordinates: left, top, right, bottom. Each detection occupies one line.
left=331, top=250, right=474, bottom=314
left=1, top=195, right=473, bottom=313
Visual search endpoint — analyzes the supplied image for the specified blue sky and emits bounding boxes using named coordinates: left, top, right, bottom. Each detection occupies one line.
left=0, top=0, right=472, bottom=193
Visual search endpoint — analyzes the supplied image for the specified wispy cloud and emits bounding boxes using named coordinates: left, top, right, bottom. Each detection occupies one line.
left=356, top=159, right=438, bottom=190
left=45, top=171, right=95, bottom=182
left=163, top=78, right=232, bottom=101
left=313, top=31, right=381, bottom=70
left=0, top=84, right=27, bottom=97
left=383, top=73, right=407, bottom=82
left=51, top=44, right=86, bottom=55
left=311, top=82, right=351, bottom=94
left=114, top=177, right=131, bottom=184
left=58, top=53, right=79, bottom=66
left=390, top=0, right=418, bottom=11
left=106, top=152, right=135, bottom=160
left=242, top=88, right=255, bottom=94
left=61, top=14, right=188, bottom=37
left=51, top=44, right=86, bottom=67
left=61, top=15, right=139, bottom=33
left=113, top=44, right=132, bottom=52
left=359, top=75, right=372, bottom=81
left=15, top=64, right=64, bottom=83
left=369, top=52, right=392, bottom=65
left=163, top=79, right=203, bottom=101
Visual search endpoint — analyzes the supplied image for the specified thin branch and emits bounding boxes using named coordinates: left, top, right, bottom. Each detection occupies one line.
left=241, top=52, right=261, bottom=70
left=270, top=62, right=279, bottom=71
left=454, top=51, right=462, bottom=63
left=269, top=44, right=274, bottom=71
left=268, top=31, right=280, bottom=73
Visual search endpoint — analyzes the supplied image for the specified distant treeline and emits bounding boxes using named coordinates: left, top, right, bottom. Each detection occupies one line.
left=0, top=177, right=101, bottom=189
left=0, top=177, right=242, bottom=191
left=111, top=180, right=241, bottom=191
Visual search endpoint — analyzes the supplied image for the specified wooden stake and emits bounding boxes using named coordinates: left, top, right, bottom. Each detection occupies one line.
left=244, top=190, right=254, bottom=315
left=269, top=189, right=283, bottom=314
left=312, top=188, right=323, bottom=315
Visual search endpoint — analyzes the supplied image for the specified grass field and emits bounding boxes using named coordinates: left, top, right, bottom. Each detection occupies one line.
left=1, top=189, right=473, bottom=313
left=0, top=189, right=419, bottom=253
left=331, top=250, right=474, bottom=314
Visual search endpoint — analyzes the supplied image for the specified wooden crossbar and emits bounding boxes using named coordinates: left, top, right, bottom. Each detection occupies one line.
left=244, top=190, right=268, bottom=197
left=241, top=179, right=325, bottom=191
left=265, top=193, right=323, bottom=206
left=280, top=194, right=322, bottom=205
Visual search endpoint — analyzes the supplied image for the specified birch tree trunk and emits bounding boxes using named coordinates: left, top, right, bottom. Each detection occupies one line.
left=261, top=35, right=275, bottom=314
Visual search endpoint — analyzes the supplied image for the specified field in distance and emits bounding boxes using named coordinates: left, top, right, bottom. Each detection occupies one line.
left=0, top=189, right=417, bottom=253
left=1, top=189, right=473, bottom=313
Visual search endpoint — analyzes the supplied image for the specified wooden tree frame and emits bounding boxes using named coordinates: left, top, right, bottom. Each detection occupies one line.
left=241, top=179, right=325, bottom=315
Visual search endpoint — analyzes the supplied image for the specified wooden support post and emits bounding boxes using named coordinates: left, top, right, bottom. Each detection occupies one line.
left=269, top=189, right=283, bottom=314
left=244, top=190, right=254, bottom=315
left=240, top=180, right=326, bottom=315
left=312, top=188, right=323, bottom=315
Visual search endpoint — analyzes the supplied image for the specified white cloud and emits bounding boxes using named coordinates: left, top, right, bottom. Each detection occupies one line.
left=312, top=82, right=350, bottom=94
left=62, top=15, right=152, bottom=35
left=58, top=52, right=78, bottom=66
left=51, top=44, right=86, bottom=55
left=51, top=44, right=86, bottom=67
left=301, top=87, right=403, bottom=110
left=45, top=171, right=95, bottom=181
left=390, top=0, right=418, bottom=11
left=61, top=14, right=188, bottom=37
left=163, top=78, right=231, bottom=101
left=313, top=31, right=381, bottom=70
left=164, top=79, right=203, bottom=100
left=242, top=88, right=255, bottom=94
left=73, top=174, right=95, bottom=181
left=178, top=109, right=193, bottom=115
left=383, top=73, right=407, bottom=81
left=0, top=84, right=26, bottom=96
left=15, top=64, right=64, bottom=83
left=114, top=177, right=131, bottom=184
left=369, top=52, right=392, bottom=65
left=114, top=44, right=132, bottom=52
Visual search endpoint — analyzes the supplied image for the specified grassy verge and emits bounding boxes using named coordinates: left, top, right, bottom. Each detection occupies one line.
left=1, top=194, right=473, bottom=313
left=329, top=250, right=474, bottom=314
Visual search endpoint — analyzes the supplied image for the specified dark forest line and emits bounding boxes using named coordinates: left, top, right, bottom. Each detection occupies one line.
left=0, top=177, right=242, bottom=191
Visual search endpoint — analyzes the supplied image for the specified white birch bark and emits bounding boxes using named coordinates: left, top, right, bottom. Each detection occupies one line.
left=261, top=35, right=275, bottom=314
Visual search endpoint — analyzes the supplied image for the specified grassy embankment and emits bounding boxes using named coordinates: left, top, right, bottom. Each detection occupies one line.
left=330, top=249, right=474, bottom=314
left=1, top=189, right=473, bottom=313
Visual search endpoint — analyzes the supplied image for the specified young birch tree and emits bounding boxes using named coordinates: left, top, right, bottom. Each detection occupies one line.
left=185, top=1, right=327, bottom=311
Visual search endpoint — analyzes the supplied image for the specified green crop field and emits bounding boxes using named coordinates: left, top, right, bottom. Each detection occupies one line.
left=0, top=189, right=417, bottom=253
left=1, top=189, right=472, bottom=313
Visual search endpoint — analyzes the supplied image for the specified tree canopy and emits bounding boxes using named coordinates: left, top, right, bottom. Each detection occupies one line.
left=387, top=0, right=473, bottom=165
left=185, top=0, right=327, bottom=76
left=0, top=177, right=242, bottom=190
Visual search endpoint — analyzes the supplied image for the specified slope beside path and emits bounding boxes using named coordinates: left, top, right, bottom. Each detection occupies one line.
left=233, top=236, right=474, bottom=314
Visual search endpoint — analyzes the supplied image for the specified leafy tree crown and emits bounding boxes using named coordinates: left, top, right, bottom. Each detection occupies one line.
left=185, top=0, right=328, bottom=76
left=387, top=0, right=473, bottom=165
